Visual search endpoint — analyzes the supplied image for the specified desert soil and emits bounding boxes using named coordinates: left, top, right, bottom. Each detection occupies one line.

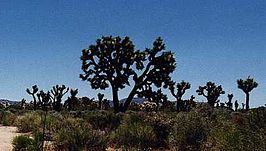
left=0, top=126, right=20, bottom=151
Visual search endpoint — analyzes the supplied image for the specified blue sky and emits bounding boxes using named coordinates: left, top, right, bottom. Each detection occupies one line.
left=0, top=0, right=265, bottom=107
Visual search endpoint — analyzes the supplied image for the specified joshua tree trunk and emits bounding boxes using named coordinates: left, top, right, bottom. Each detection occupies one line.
left=112, top=86, right=120, bottom=113
left=246, top=92, right=250, bottom=110
left=33, top=95, right=37, bottom=110
left=176, top=99, right=181, bottom=112
left=122, top=86, right=138, bottom=113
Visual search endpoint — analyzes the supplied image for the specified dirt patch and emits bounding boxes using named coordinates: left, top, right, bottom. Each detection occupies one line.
left=0, top=126, right=20, bottom=151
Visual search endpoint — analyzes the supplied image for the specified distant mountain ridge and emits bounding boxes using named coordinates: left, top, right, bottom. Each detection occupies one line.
left=0, top=99, right=18, bottom=105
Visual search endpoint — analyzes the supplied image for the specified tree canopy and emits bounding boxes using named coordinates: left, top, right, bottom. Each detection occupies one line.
left=80, top=36, right=176, bottom=112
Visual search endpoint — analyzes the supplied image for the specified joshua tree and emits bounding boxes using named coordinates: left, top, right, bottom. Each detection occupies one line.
left=169, top=81, right=191, bottom=112
left=26, top=85, right=39, bottom=110
left=80, top=36, right=176, bottom=113
left=196, top=81, right=225, bottom=107
left=226, top=94, right=233, bottom=109
left=237, top=77, right=258, bottom=110
left=50, top=85, right=69, bottom=112
left=64, top=89, right=79, bottom=111
left=37, top=90, right=51, bottom=151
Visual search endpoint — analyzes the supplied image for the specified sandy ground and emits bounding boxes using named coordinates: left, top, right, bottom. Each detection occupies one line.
left=0, top=126, right=20, bottom=151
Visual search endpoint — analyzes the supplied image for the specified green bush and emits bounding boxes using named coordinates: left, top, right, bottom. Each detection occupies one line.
left=111, top=120, right=157, bottom=149
left=144, top=112, right=174, bottom=148
left=1, top=110, right=17, bottom=126
left=14, top=111, right=41, bottom=133
left=53, top=117, right=106, bottom=151
left=12, top=135, right=33, bottom=151
left=83, top=111, right=122, bottom=131
left=169, top=112, right=208, bottom=150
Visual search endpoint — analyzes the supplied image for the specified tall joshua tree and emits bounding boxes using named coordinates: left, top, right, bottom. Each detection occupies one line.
left=50, top=85, right=69, bottom=112
left=237, top=77, right=258, bottom=110
left=26, top=85, right=39, bottom=110
left=169, top=81, right=191, bottom=112
left=37, top=90, right=51, bottom=151
left=196, top=81, right=225, bottom=107
left=80, top=36, right=176, bottom=113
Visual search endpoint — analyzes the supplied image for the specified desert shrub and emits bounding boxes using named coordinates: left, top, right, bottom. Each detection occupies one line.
left=247, top=107, right=266, bottom=130
left=202, top=109, right=266, bottom=151
left=144, top=112, right=174, bottom=148
left=53, top=117, right=106, bottom=151
left=14, top=111, right=41, bottom=133
left=83, top=111, right=122, bottom=131
left=111, top=121, right=157, bottom=149
left=1, top=110, right=17, bottom=126
left=12, top=135, right=33, bottom=151
left=169, top=112, right=208, bottom=150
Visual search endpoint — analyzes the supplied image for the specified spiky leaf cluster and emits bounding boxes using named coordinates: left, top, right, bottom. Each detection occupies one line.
left=237, top=77, right=258, bottom=94
left=169, top=81, right=191, bottom=99
left=26, top=85, right=38, bottom=95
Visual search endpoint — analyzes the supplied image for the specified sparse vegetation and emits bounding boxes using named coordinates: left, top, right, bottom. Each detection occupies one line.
left=0, top=36, right=262, bottom=150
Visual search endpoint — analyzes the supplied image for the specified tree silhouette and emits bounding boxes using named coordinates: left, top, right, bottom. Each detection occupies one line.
left=80, top=36, right=175, bottom=113
left=26, top=85, right=39, bottom=110
left=196, top=81, right=225, bottom=107
left=169, top=81, right=191, bottom=112
left=226, top=94, right=233, bottom=109
left=36, top=90, right=51, bottom=151
left=237, top=77, right=258, bottom=110
left=97, top=93, right=104, bottom=110
left=50, top=85, right=69, bottom=112
left=64, top=89, right=79, bottom=111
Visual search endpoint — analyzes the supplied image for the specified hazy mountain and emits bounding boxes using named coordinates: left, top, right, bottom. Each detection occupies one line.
left=0, top=99, right=18, bottom=105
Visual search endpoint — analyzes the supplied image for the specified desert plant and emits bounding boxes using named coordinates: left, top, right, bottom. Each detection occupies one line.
left=14, top=112, right=41, bottom=133
left=237, top=77, right=258, bottom=110
left=226, top=94, right=233, bottom=109
left=83, top=111, right=122, bottom=131
left=169, top=112, right=208, bottom=150
left=1, top=110, right=16, bottom=126
left=53, top=117, right=106, bottom=150
left=64, top=89, right=80, bottom=111
left=12, top=135, right=33, bottom=151
left=80, top=36, right=176, bottom=113
left=26, top=85, right=39, bottom=110
left=112, top=121, right=157, bottom=149
left=169, top=81, right=191, bottom=111
left=196, top=81, right=225, bottom=107
left=50, top=85, right=69, bottom=112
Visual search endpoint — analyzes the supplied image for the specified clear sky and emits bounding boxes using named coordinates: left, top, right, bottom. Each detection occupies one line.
left=0, top=0, right=265, bottom=107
